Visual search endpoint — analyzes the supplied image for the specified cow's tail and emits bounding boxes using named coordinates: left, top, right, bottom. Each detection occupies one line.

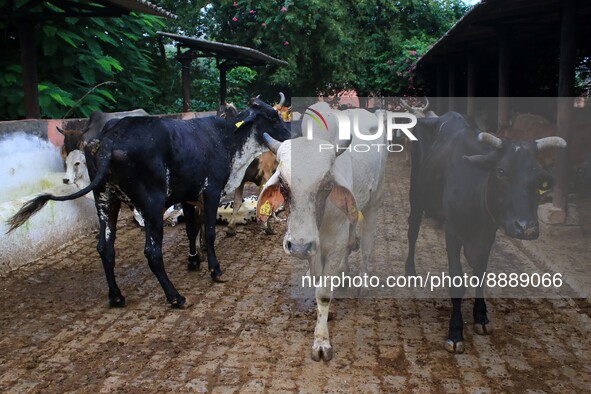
left=6, top=143, right=113, bottom=234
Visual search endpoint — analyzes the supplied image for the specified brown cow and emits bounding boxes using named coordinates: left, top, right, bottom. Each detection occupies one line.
left=497, top=113, right=591, bottom=171
left=57, top=109, right=149, bottom=161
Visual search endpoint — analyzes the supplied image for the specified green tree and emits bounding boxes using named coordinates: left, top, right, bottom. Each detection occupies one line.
left=0, top=5, right=165, bottom=119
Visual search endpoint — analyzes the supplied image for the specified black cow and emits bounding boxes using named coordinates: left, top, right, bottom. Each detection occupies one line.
left=406, top=112, right=565, bottom=353
left=7, top=99, right=291, bottom=308
left=577, top=155, right=591, bottom=184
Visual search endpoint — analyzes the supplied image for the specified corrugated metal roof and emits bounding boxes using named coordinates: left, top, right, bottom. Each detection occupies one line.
left=158, top=32, right=288, bottom=66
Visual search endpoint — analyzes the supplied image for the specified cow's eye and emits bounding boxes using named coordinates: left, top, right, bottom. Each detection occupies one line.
left=496, top=167, right=506, bottom=178
left=74, top=162, right=80, bottom=168
left=323, top=181, right=334, bottom=191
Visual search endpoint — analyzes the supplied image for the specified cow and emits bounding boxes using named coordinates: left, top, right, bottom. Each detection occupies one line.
left=406, top=111, right=566, bottom=353
left=7, top=99, right=291, bottom=308
left=57, top=109, right=149, bottom=161
left=220, top=96, right=286, bottom=236
left=399, top=97, right=437, bottom=165
left=257, top=104, right=388, bottom=361
left=577, top=155, right=591, bottom=185
left=497, top=113, right=591, bottom=171
left=63, top=149, right=91, bottom=196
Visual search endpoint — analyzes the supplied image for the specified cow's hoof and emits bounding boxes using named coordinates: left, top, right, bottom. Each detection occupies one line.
left=187, top=260, right=200, bottom=271
left=170, top=296, right=186, bottom=309
left=311, top=343, right=333, bottom=362
left=473, top=322, right=492, bottom=335
left=109, top=296, right=126, bottom=308
left=405, top=268, right=417, bottom=277
left=211, top=269, right=227, bottom=283
left=224, top=227, right=237, bottom=237
left=444, top=339, right=465, bottom=354
left=263, top=227, right=275, bottom=235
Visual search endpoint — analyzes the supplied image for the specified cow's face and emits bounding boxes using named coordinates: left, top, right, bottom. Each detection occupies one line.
left=58, top=127, right=85, bottom=162
left=242, top=99, right=292, bottom=143
left=257, top=138, right=358, bottom=259
left=492, top=141, right=553, bottom=240
left=465, top=135, right=564, bottom=240
left=63, top=149, right=88, bottom=188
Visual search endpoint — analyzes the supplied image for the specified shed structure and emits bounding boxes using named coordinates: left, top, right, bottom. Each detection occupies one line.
left=157, top=32, right=288, bottom=111
left=1, top=0, right=176, bottom=119
left=417, top=0, right=591, bottom=223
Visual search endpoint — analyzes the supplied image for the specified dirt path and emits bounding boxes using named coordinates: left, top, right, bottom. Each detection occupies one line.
left=1, top=155, right=590, bottom=393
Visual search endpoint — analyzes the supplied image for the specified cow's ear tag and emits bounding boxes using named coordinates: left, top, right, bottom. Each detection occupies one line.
left=235, top=120, right=245, bottom=128
left=357, top=210, right=364, bottom=222
left=259, top=200, right=273, bottom=217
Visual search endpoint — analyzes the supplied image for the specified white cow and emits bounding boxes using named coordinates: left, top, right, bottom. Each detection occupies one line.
left=257, top=105, right=388, bottom=361
left=63, top=150, right=93, bottom=200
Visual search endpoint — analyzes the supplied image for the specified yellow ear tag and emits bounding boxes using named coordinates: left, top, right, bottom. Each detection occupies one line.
left=357, top=210, right=364, bottom=221
left=235, top=120, right=245, bottom=128
left=259, top=200, right=273, bottom=216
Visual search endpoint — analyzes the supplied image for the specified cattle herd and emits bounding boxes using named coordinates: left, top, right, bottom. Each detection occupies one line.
left=6, top=95, right=581, bottom=362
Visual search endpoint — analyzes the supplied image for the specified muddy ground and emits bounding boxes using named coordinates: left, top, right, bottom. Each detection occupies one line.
left=0, top=155, right=590, bottom=393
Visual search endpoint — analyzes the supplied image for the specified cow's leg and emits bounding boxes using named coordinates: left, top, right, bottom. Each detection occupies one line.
left=445, top=231, right=466, bottom=354
left=465, top=245, right=493, bottom=335
left=142, top=207, right=185, bottom=307
left=405, top=200, right=423, bottom=276
left=182, top=202, right=201, bottom=271
left=95, top=190, right=125, bottom=307
left=312, top=286, right=333, bottom=362
left=225, top=182, right=245, bottom=236
left=203, top=189, right=224, bottom=281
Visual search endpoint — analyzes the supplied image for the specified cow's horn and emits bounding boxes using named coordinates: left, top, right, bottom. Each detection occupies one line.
left=399, top=98, right=412, bottom=111
left=535, top=136, right=567, bottom=150
left=335, top=138, right=352, bottom=157
left=263, top=133, right=281, bottom=154
left=278, top=92, right=286, bottom=107
left=478, top=132, right=503, bottom=149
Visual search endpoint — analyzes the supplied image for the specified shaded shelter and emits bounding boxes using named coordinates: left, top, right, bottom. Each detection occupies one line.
left=417, top=0, right=591, bottom=222
left=1, top=0, right=176, bottom=119
left=157, top=32, right=288, bottom=111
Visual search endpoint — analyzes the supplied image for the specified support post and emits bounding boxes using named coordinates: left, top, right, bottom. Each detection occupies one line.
left=551, top=0, right=577, bottom=222
left=467, top=53, right=477, bottom=118
left=436, top=65, right=446, bottom=114
left=497, top=29, right=510, bottom=130
left=177, top=49, right=195, bottom=113
left=19, top=21, right=40, bottom=119
left=448, top=63, right=457, bottom=112
left=218, top=64, right=227, bottom=106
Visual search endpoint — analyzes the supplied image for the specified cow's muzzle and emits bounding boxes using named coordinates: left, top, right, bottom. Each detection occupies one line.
left=508, top=220, right=539, bottom=240
left=285, top=240, right=317, bottom=259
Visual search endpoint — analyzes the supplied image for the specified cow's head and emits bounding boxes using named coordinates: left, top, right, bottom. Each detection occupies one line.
left=257, top=135, right=358, bottom=259
left=234, top=98, right=292, bottom=142
left=463, top=133, right=566, bottom=240
left=57, top=126, right=86, bottom=162
left=63, top=149, right=89, bottom=189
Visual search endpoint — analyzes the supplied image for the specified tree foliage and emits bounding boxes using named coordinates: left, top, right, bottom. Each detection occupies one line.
left=0, top=0, right=468, bottom=119
left=0, top=6, right=164, bottom=119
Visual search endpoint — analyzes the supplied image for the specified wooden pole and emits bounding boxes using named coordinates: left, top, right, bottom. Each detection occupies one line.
left=552, top=0, right=577, bottom=221
left=467, top=53, right=476, bottom=118
left=19, top=21, right=40, bottom=119
left=177, top=51, right=194, bottom=113
left=497, top=29, right=510, bottom=130
left=448, top=63, right=457, bottom=112
left=218, top=64, right=227, bottom=106
left=436, top=65, right=446, bottom=114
